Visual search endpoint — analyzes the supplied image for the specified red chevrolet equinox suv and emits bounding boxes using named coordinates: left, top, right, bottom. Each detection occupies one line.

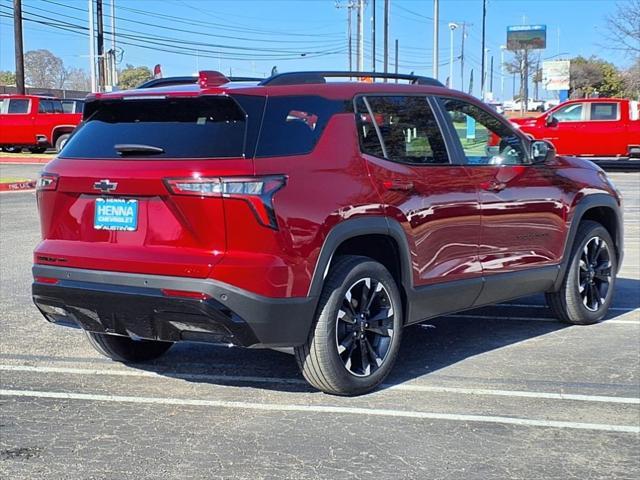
left=33, top=71, right=623, bottom=395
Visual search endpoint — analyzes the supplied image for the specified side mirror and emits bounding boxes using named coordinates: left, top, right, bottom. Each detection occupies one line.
left=545, top=115, right=558, bottom=127
left=531, top=140, right=556, bottom=164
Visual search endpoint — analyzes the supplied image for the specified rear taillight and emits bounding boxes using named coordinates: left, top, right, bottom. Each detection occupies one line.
left=36, top=173, right=59, bottom=191
left=164, top=175, right=286, bottom=229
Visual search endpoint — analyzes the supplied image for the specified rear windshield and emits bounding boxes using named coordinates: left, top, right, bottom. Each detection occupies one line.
left=61, top=96, right=258, bottom=159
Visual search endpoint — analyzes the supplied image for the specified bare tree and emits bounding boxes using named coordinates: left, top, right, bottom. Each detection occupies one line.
left=605, top=0, right=640, bottom=55
left=24, top=49, right=66, bottom=89
left=64, top=67, right=91, bottom=91
left=504, top=49, right=540, bottom=108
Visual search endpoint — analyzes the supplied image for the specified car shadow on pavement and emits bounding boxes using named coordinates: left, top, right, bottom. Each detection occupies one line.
left=129, top=280, right=638, bottom=395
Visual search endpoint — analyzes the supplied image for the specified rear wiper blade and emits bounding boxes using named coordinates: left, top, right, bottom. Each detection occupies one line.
left=114, top=144, right=165, bottom=156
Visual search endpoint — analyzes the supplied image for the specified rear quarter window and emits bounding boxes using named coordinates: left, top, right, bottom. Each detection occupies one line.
left=255, top=96, right=347, bottom=157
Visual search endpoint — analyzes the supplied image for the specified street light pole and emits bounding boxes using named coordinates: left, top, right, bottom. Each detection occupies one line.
left=448, top=23, right=458, bottom=89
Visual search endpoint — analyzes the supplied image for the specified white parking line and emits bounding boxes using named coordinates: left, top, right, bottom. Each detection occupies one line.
left=2, top=365, right=639, bottom=405
left=500, top=303, right=636, bottom=313
left=442, top=313, right=639, bottom=325
left=1, top=388, right=638, bottom=434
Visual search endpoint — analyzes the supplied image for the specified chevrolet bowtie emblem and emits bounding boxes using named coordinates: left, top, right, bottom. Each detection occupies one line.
left=93, top=179, right=118, bottom=193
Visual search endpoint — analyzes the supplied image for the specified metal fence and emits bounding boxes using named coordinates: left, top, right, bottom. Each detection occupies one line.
left=0, top=86, right=90, bottom=99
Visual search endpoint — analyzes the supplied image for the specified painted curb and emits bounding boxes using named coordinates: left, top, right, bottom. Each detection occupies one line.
left=0, top=180, right=36, bottom=192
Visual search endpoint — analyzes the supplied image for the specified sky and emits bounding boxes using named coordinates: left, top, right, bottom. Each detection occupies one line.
left=0, top=0, right=630, bottom=100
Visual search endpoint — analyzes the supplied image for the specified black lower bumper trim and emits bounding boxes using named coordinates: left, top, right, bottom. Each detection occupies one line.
left=32, top=266, right=317, bottom=348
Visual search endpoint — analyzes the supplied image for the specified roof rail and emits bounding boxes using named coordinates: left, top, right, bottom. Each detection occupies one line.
left=259, top=71, right=444, bottom=87
left=137, top=75, right=264, bottom=89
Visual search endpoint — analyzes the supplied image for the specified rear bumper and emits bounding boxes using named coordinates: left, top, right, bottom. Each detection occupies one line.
left=32, top=265, right=317, bottom=348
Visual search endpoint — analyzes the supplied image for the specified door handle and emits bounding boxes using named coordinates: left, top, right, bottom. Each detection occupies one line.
left=383, top=180, right=414, bottom=192
left=481, top=180, right=507, bottom=192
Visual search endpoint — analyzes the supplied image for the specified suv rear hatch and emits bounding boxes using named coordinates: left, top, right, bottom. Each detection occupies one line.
left=35, top=94, right=265, bottom=279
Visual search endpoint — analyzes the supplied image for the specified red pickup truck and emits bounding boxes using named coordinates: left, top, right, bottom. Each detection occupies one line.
left=510, top=98, right=640, bottom=160
left=0, top=94, right=82, bottom=153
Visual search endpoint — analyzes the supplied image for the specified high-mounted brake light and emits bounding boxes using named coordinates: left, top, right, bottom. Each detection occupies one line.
left=36, top=173, right=59, bottom=191
left=198, top=70, right=230, bottom=88
left=164, top=175, right=287, bottom=229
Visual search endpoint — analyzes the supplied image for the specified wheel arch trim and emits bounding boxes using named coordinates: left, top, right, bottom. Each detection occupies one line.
left=554, top=193, right=623, bottom=291
left=307, top=217, right=414, bottom=298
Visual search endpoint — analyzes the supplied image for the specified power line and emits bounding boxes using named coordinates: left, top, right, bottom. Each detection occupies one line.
left=0, top=3, right=345, bottom=60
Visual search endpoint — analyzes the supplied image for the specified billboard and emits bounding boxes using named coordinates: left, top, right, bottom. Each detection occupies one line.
left=543, top=60, right=570, bottom=91
left=507, top=25, right=547, bottom=50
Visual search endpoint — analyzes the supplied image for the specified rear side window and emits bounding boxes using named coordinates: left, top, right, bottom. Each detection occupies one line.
left=61, top=96, right=259, bottom=159
left=355, top=95, right=449, bottom=165
left=7, top=99, right=30, bottom=114
left=255, top=96, right=346, bottom=157
left=590, top=103, right=618, bottom=121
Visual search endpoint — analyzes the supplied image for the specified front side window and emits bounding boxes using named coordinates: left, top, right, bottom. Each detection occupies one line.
left=355, top=95, right=449, bottom=165
left=7, top=99, right=30, bottom=114
left=439, top=97, right=527, bottom=165
left=590, top=103, right=618, bottom=121
left=553, top=103, right=583, bottom=122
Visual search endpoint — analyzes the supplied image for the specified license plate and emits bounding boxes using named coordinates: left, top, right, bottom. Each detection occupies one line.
left=94, top=198, right=138, bottom=231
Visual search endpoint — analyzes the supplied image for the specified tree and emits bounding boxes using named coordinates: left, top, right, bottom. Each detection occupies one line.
left=569, top=56, right=625, bottom=98
left=605, top=0, right=640, bottom=55
left=504, top=49, right=540, bottom=107
left=64, top=67, right=91, bottom=91
left=622, top=58, right=640, bottom=98
left=24, top=49, right=67, bottom=88
left=117, top=64, right=152, bottom=89
left=0, top=70, right=16, bottom=86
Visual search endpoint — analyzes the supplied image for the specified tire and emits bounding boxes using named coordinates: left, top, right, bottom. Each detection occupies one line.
left=29, top=147, right=47, bottom=154
left=2, top=146, right=22, bottom=153
left=295, top=255, right=403, bottom=396
left=85, top=331, right=173, bottom=362
left=546, top=220, right=617, bottom=325
left=55, top=134, right=70, bottom=153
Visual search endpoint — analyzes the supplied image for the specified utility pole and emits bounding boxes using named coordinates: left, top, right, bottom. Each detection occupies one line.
left=371, top=0, right=376, bottom=71
left=13, top=0, right=25, bottom=94
left=356, top=0, right=365, bottom=71
left=394, top=38, right=399, bottom=81
left=460, top=22, right=469, bottom=92
left=336, top=1, right=355, bottom=71
left=433, top=0, right=439, bottom=79
left=96, top=0, right=105, bottom=91
left=448, top=23, right=458, bottom=89
left=88, top=0, right=96, bottom=92
left=489, top=54, right=494, bottom=94
left=110, top=0, right=117, bottom=87
left=483, top=48, right=490, bottom=98
left=383, top=0, right=389, bottom=76
left=500, top=45, right=506, bottom=98
left=480, top=0, right=487, bottom=98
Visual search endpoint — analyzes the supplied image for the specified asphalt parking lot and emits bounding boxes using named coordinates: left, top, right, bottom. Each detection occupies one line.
left=0, top=165, right=638, bottom=479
